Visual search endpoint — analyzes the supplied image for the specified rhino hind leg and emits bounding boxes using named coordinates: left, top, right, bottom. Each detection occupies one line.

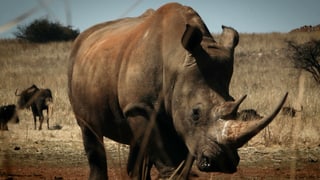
left=81, top=124, right=107, bottom=180
left=127, top=144, right=138, bottom=175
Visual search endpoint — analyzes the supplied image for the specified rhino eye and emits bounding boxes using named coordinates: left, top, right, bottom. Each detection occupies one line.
left=191, top=108, right=201, bottom=122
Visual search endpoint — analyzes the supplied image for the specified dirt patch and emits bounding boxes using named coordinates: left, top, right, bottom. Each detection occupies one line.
left=1, top=124, right=320, bottom=179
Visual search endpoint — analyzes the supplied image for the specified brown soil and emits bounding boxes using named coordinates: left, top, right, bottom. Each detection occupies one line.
left=1, top=124, right=320, bottom=180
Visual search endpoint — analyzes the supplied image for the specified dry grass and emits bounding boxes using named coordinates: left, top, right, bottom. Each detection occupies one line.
left=0, top=32, right=320, bottom=150
left=229, top=31, right=320, bottom=148
left=0, top=39, right=74, bottom=127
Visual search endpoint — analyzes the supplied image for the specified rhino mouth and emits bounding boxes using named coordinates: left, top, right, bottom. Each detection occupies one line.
left=196, top=143, right=239, bottom=173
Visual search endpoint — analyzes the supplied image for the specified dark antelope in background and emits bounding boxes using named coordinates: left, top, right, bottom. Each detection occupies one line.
left=68, top=2, right=288, bottom=179
left=0, top=104, right=19, bottom=130
left=15, top=84, right=53, bottom=130
left=238, top=109, right=263, bottom=121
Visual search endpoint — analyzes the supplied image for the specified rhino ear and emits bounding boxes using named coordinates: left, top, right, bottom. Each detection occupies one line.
left=220, top=25, right=239, bottom=49
left=181, top=24, right=203, bottom=52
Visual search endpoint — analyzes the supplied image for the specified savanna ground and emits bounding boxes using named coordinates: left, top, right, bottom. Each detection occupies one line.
left=0, top=31, right=320, bottom=179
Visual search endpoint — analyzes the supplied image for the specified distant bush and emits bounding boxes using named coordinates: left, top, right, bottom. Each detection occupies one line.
left=287, top=39, right=320, bottom=84
left=14, top=18, right=79, bottom=43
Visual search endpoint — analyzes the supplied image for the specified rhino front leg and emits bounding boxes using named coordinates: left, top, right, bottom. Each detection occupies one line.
left=80, top=124, right=107, bottom=180
left=127, top=144, right=152, bottom=180
left=126, top=119, right=153, bottom=180
left=124, top=104, right=154, bottom=179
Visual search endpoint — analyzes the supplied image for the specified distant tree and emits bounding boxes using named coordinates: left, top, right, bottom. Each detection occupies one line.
left=14, top=18, right=79, bottom=43
left=287, top=39, right=320, bottom=84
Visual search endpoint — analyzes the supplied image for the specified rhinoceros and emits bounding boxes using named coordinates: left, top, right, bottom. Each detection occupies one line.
left=68, top=2, right=287, bottom=179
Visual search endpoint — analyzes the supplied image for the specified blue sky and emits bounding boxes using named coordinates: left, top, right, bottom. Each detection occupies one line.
left=0, top=0, right=319, bottom=38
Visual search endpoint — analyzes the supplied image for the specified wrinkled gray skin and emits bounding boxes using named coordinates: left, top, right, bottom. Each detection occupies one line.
left=68, top=3, right=287, bottom=180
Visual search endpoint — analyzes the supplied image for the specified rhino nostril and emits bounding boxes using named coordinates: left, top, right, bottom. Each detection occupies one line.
left=198, top=155, right=212, bottom=170
left=203, top=156, right=210, bottom=166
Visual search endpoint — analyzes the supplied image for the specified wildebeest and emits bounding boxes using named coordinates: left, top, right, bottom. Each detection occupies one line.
left=68, top=3, right=288, bottom=179
left=0, top=104, right=19, bottom=130
left=281, top=106, right=298, bottom=117
left=238, top=109, right=263, bottom=121
left=15, top=84, right=53, bottom=130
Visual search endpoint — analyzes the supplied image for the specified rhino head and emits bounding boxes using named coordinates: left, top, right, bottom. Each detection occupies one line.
left=171, top=24, right=287, bottom=173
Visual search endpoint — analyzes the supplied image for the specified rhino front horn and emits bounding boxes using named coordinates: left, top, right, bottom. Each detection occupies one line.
left=222, top=92, right=288, bottom=148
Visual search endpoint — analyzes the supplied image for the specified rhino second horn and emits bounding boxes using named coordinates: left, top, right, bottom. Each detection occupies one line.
left=219, top=94, right=247, bottom=118
left=222, top=92, right=288, bottom=148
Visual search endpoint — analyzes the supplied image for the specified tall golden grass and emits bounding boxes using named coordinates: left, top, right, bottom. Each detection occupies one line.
left=229, top=32, right=320, bottom=147
left=0, top=31, right=319, bottom=148
left=0, top=40, right=75, bottom=127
